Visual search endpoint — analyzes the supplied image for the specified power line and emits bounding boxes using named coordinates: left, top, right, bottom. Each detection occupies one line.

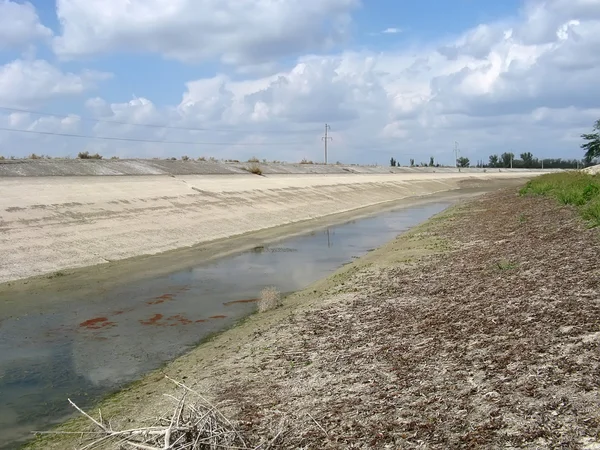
left=0, top=127, right=312, bottom=146
left=0, top=105, right=320, bottom=135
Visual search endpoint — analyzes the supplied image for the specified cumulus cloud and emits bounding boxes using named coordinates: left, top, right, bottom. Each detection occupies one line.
left=2, top=0, right=599, bottom=164
left=0, top=0, right=53, bottom=50
left=0, top=59, right=111, bottom=108
left=53, top=0, right=359, bottom=66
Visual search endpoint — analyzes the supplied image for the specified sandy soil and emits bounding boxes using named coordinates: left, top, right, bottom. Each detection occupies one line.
left=0, top=171, right=537, bottom=283
left=29, top=183, right=600, bottom=449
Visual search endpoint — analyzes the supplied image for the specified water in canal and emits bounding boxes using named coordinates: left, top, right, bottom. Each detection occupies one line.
left=0, top=202, right=450, bottom=448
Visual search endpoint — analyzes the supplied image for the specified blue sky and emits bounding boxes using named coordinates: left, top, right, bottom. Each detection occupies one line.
left=0, top=0, right=598, bottom=164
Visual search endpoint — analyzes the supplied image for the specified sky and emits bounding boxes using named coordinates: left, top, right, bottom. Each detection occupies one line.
left=0, top=0, right=598, bottom=165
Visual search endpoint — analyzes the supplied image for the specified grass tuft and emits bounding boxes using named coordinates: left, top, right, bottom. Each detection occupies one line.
left=520, top=172, right=600, bottom=227
left=246, top=163, right=263, bottom=175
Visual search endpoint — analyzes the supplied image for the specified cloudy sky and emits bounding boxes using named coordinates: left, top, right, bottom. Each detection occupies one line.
left=0, top=0, right=598, bottom=165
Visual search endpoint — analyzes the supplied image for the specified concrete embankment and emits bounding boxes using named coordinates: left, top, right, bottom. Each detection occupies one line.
left=0, top=160, right=547, bottom=283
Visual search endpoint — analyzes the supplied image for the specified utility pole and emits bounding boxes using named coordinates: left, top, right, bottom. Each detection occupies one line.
left=322, top=124, right=332, bottom=164
left=510, top=151, right=513, bottom=169
left=454, top=141, right=460, bottom=168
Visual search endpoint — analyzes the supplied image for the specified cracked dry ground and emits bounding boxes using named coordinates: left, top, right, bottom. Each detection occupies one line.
left=217, top=189, right=600, bottom=449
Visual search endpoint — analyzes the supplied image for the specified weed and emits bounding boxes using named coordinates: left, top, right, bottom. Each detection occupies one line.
left=110, top=156, right=120, bottom=160
left=581, top=199, right=600, bottom=228
left=29, top=153, right=42, bottom=159
left=257, top=287, right=281, bottom=312
left=300, top=158, right=314, bottom=164
left=209, top=157, right=217, bottom=162
left=197, top=156, right=206, bottom=161
left=181, top=155, right=190, bottom=161
left=0, top=156, right=4, bottom=160
left=247, top=156, right=260, bottom=163
left=246, top=163, right=263, bottom=175
left=518, top=213, right=527, bottom=224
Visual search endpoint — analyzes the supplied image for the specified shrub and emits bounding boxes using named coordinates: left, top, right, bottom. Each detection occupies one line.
left=197, top=156, right=206, bottom=161
left=209, top=157, right=217, bottom=162
left=300, top=158, right=314, bottom=164
left=181, top=155, right=190, bottom=161
left=247, top=163, right=262, bottom=175
left=29, top=153, right=42, bottom=159
left=110, top=156, right=120, bottom=160
left=78, top=151, right=103, bottom=159
left=0, top=156, right=5, bottom=160
left=257, top=287, right=281, bottom=312
left=247, top=156, right=260, bottom=163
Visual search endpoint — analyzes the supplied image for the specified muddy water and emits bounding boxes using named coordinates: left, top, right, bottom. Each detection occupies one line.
left=0, top=202, right=449, bottom=448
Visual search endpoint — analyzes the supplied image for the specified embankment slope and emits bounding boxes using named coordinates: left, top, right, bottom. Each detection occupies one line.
left=0, top=168, right=540, bottom=283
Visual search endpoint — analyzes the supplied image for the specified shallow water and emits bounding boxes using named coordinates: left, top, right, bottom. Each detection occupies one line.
left=0, top=202, right=450, bottom=448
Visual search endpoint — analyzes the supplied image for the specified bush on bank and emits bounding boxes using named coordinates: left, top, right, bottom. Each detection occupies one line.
left=520, top=171, right=600, bottom=227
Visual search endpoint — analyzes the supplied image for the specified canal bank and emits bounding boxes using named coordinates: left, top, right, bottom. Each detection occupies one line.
left=15, top=178, right=525, bottom=449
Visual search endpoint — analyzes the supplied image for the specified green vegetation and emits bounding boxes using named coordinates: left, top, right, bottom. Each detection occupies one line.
left=520, top=172, right=600, bottom=227
left=456, top=156, right=470, bottom=168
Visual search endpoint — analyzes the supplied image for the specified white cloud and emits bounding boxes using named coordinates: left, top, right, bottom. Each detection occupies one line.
left=0, top=0, right=52, bottom=50
left=0, top=59, right=112, bottom=108
left=53, top=0, right=360, bottom=66
left=381, top=27, right=402, bottom=34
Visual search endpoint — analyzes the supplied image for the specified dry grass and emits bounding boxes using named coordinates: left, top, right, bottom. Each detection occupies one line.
left=257, top=286, right=281, bottom=312
left=246, top=163, right=263, bottom=175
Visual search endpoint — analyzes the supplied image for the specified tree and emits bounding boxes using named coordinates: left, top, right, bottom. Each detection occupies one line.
left=390, top=157, right=396, bottom=167
left=581, top=119, right=600, bottom=165
left=429, top=156, right=434, bottom=167
left=500, top=152, right=515, bottom=168
left=456, top=157, right=470, bottom=168
left=409, top=158, right=415, bottom=167
left=520, top=152, right=534, bottom=168
left=489, top=154, right=499, bottom=168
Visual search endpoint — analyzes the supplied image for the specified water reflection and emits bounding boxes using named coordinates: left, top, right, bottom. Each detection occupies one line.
left=0, top=202, right=449, bottom=448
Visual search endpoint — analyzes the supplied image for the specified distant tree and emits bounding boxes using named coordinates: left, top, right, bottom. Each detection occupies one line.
left=410, top=158, right=415, bottom=167
left=456, top=157, right=470, bottom=168
left=489, top=154, right=499, bottom=168
left=429, top=156, right=434, bottom=167
left=500, top=152, right=515, bottom=168
left=390, top=157, right=396, bottom=167
left=581, top=119, right=600, bottom=165
left=520, top=152, right=534, bottom=168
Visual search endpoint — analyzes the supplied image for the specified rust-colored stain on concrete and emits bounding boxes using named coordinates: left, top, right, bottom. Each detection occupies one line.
left=209, top=315, right=227, bottom=319
left=79, top=317, right=116, bottom=330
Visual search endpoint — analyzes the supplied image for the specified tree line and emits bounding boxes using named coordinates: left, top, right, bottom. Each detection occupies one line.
left=390, top=153, right=583, bottom=169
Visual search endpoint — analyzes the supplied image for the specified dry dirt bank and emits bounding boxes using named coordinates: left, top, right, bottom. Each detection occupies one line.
left=0, top=171, right=535, bottom=283
left=29, top=184, right=600, bottom=449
